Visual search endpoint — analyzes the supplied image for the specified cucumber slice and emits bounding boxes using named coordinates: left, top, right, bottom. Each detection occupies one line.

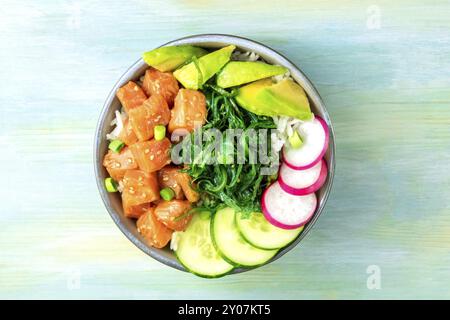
left=175, top=212, right=234, bottom=278
left=236, top=212, right=303, bottom=250
left=212, top=207, right=278, bottom=267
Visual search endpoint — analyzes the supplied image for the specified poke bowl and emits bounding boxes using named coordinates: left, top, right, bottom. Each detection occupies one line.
left=94, top=34, right=335, bottom=277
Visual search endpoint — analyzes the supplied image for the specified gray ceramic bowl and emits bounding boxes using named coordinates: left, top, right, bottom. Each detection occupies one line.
left=94, top=34, right=335, bottom=274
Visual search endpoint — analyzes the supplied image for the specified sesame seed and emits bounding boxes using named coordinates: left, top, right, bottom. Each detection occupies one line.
left=127, top=158, right=133, bottom=164
left=145, top=149, right=150, bottom=154
left=150, top=155, right=155, bottom=160
left=162, top=176, right=169, bottom=181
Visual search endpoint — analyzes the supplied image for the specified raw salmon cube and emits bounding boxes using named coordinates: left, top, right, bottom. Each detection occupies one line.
left=176, top=170, right=200, bottom=203
left=123, top=202, right=152, bottom=219
left=103, top=147, right=138, bottom=181
left=142, top=68, right=179, bottom=106
left=129, top=138, right=171, bottom=173
left=116, top=81, right=147, bottom=112
left=121, top=170, right=160, bottom=208
left=137, top=207, right=173, bottom=248
left=157, top=166, right=185, bottom=200
left=154, top=200, right=192, bottom=231
left=118, top=118, right=138, bottom=146
left=168, top=89, right=207, bottom=133
left=128, top=94, right=170, bottom=141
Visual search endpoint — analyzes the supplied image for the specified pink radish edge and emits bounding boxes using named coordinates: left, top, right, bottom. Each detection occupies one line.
left=261, top=185, right=318, bottom=230
left=282, top=116, right=330, bottom=170
left=279, top=159, right=328, bottom=196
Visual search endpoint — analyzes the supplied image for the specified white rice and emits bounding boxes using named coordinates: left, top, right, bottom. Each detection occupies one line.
left=232, top=50, right=261, bottom=62
left=170, top=231, right=182, bottom=251
left=106, top=110, right=126, bottom=140
left=273, top=69, right=292, bottom=83
left=271, top=116, right=306, bottom=152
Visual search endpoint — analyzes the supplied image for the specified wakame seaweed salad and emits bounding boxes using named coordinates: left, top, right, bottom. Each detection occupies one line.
left=177, top=84, right=278, bottom=216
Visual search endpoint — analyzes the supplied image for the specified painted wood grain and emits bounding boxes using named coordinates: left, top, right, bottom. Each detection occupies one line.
left=0, top=0, right=449, bottom=299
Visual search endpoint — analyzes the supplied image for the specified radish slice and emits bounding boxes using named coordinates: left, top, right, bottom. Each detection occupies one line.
left=282, top=116, right=329, bottom=170
left=279, top=159, right=328, bottom=196
left=262, top=181, right=317, bottom=229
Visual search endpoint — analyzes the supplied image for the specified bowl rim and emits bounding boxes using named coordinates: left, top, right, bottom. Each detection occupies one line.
left=94, top=33, right=336, bottom=275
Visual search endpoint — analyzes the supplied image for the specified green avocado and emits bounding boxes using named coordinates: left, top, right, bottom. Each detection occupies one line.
left=235, top=78, right=313, bottom=120
left=235, top=79, right=275, bottom=116
left=142, top=45, right=208, bottom=72
left=216, top=61, right=287, bottom=88
left=173, top=45, right=235, bottom=89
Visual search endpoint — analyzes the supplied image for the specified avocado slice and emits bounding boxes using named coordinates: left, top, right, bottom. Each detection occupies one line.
left=142, top=45, right=207, bottom=72
left=173, top=45, right=236, bottom=89
left=235, top=78, right=313, bottom=120
left=216, top=61, right=287, bottom=88
left=235, top=79, right=275, bottom=116
left=259, top=79, right=313, bottom=120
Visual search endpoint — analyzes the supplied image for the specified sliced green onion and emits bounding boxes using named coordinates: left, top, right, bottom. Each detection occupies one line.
left=105, top=177, right=119, bottom=193
left=109, top=139, right=125, bottom=153
left=288, top=131, right=303, bottom=149
left=154, top=125, right=166, bottom=141
left=160, top=187, right=175, bottom=201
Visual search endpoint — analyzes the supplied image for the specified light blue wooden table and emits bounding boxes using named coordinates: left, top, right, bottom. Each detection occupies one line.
left=1, top=0, right=449, bottom=299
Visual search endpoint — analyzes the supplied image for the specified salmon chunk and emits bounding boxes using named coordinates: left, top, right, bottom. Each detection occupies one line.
left=123, top=202, right=152, bottom=219
left=103, top=147, right=138, bottom=181
left=116, top=81, right=147, bottom=112
left=168, top=89, right=207, bottom=133
left=118, top=118, right=138, bottom=146
left=157, top=166, right=199, bottom=202
left=157, top=166, right=185, bottom=200
left=128, top=94, right=170, bottom=141
left=154, top=200, right=192, bottom=231
left=137, top=207, right=173, bottom=248
left=122, top=170, right=160, bottom=209
left=175, top=170, right=200, bottom=203
left=129, top=138, right=171, bottom=173
left=142, top=68, right=179, bottom=106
